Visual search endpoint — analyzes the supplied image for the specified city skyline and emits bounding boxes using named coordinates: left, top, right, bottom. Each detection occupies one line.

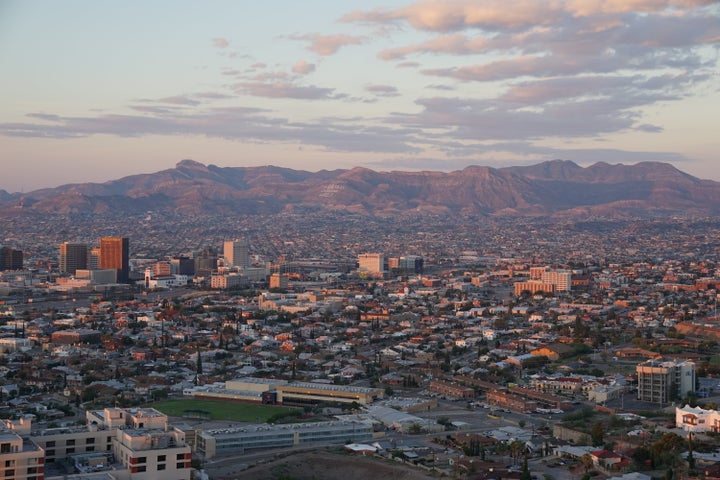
left=1, top=0, right=719, bottom=193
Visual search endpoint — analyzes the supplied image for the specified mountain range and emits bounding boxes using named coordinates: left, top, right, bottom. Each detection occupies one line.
left=2, top=159, right=719, bottom=218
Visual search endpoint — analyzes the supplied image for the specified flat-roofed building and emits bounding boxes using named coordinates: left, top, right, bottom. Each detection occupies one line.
left=0, top=429, right=44, bottom=479
left=542, top=269, right=572, bottom=292
left=32, top=407, right=189, bottom=479
left=0, top=246, right=23, bottom=271
left=75, top=269, right=118, bottom=284
left=210, top=273, right=247, bottom=290
left=59, top=242, right=88, bottom=275
left=223, top=239, right=249, bottom=268
left=276, top=382, right=383, bottom=406
left=269, top=273, right=289, bottom=289
left=99, top=237, right=129, bottom=283
left=30, top=423, right=114, bottom=464
left=196, top=420, right=373, bottom=459
left=358, top=253, right=386, bottom=278
left=514, top=280, right=555, bottom=296
left=637, top=358, right=696, bottom=404
left=429, top=379, right=475, bottom=399
left=113, top=427, right=191, bottom=480
left=51, top=329, right=102, bottom=345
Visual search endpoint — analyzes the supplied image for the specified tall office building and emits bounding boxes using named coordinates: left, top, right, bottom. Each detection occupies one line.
left=88, top=246, right=101, bottom=270
left=0, top=246, right=23, bottom=271
left=194, top=246, right=218, bottom=278
left=100, top=237, right=129, bottom=282
left=224, top=239, right=249, bottom=268
left=170, top=255, right=194, bottom=275
left=59, top=242, right=88, bottom=275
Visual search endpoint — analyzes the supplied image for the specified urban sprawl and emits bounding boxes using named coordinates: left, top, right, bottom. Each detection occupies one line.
left=0, top=214, right=719, bottom=480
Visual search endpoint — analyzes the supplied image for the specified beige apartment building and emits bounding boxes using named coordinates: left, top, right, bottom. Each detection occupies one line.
left=636, top=358, right=696, bottom=404
left=19, top=407, right=191, bottom=480
left=0, top=422, right=44, bottom=480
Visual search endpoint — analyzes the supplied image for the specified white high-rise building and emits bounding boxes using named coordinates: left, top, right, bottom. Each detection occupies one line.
left=637, top=358, right=696, bottom=404
left=223, top=239, right=249, bottom=268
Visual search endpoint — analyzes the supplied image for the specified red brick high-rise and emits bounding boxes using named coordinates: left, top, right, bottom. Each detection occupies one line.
left=100, top=237, right=129, bottom=282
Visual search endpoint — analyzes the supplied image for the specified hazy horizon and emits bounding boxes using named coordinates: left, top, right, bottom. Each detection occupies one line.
left=2, top=0, right=719, bottom=192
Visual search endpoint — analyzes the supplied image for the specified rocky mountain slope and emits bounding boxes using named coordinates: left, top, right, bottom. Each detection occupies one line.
left=2, top=159, right=719, bottom=218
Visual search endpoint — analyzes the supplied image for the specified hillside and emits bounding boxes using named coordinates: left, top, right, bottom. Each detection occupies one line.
left=1, top=159, right=719, bottom=218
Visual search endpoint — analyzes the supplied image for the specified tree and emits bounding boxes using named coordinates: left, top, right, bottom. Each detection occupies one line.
left=591, top=422, right=604, bottom=447
left=408, top=423, right=424, bottom=434
left=509, top=440, right=526, bottom=465
left=650, top=433, right=685, bottom=469
left=580, top=453, right=593, bottom=473
left=520, top=456, right=531, bottom=480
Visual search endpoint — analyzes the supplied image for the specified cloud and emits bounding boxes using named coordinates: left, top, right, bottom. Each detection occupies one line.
left=195, top=92, right=234, bottom=100
left=0, top=106, right=418, bottom=154
left=155, top=95, right=202, bottom=106
left=426, top=84, right=455, bottom=91
left=396, top=61, right=421, bottom=68
left=565, top=0, right=717, bottom=17
left=344, top=1, right=719, bottom=32
left=346, top=0, right=720, bottom=91
left=133, top=93, right=235, bottom=107
left=368, top=144, right=691, bottom=172
left=3, top=0, right=717, bottom=177
left=342, top=1, right=562, bottom=31
left=380, top=34, right=489, bottom=60
left=292, top=60, right=316, bottom=75
left=387, top=91, right=672, bottom=147
left=287, top=33, right=365, bottom=55
left=233, top=81, right=339, bottom=100
left=212, top=37, right=229, bottom=48
left=365, top=84, right=400, bottom=97
left=26, top=113, right=62, bottom=122
left=498, top=72, right=701, bottom=105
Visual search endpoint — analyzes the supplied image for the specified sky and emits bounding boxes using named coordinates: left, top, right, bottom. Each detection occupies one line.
left=1, top=0, right=719, bottom=193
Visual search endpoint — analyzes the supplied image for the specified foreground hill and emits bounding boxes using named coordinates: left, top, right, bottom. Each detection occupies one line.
left=2, top=159, right=719, bottom=218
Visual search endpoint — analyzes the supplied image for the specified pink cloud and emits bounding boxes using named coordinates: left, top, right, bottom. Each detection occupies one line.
left=292, top=60, right=316, bottom=75
left=343, top=1, right=560, bottom=31
left=288, top=33, right=365, bottom=55
left=566, top=0, right=716, bottom=17
left=379, top=34, right=489, bottom=60
left=212, top=37, right=229, bottom=48
left=344, top=0, right=717, bottom=32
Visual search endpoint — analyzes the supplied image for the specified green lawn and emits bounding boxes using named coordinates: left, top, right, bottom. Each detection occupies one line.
left=150, top=398, right=298, bottom=422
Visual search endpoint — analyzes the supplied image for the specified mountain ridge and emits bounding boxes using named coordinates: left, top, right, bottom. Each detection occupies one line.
left=2, top=160, right=719, bottom=218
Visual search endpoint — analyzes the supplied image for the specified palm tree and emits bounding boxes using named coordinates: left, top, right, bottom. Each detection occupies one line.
left=580, top=453, right=593, bottom=473
left=510, top=440, right=526, bottom=465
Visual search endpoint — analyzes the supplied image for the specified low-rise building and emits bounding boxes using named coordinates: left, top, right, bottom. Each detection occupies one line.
left=675, top=404, right=720, bottom=433
left=196, top=420, right=373, bottom=459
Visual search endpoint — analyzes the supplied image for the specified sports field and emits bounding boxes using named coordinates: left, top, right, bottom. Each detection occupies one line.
left=150, top=398, right=298, bottom=422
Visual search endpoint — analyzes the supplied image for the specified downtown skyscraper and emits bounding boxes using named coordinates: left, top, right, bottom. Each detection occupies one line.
left=100, top=237, right=129, bottom=282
